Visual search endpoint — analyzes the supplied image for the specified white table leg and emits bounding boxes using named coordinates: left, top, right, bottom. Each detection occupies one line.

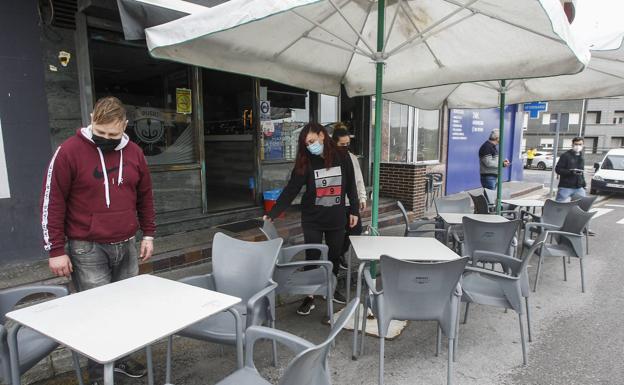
left=103, top=363, right=114, bottom=385
left=351, top=262, right=366, bottom=360
left=165, top=335, right=173, bottom=385
left=146, top=345, right=154, bottom=385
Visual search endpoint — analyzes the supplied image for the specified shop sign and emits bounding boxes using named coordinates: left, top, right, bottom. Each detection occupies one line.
left=0, top=116, right=10, bottom=199
left=176, top=88, right=192, bottom=115
left=260, top=100, right=271, bottom=120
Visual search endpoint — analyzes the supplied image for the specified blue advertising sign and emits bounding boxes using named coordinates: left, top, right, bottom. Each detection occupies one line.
left=446, top=106, right=522, bottom=195
left=263, top=122, right=284, bottom=160
left=523, top=101, right=548, bottom=119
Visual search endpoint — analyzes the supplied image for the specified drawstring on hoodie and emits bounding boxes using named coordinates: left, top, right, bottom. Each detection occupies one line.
left=96, top=147, right=124, bottom=209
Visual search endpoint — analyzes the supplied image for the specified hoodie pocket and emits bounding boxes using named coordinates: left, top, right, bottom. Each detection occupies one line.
left=88, top=209, right=139, bottom=242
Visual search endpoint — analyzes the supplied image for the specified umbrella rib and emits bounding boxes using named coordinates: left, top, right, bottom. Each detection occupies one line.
left=340, top=0, right=375, bottom=85
left=440, top=0, right=567, bottom=44
left=327, top=0, right=376, bottom=56
left=586, top=66, right=624, bottom=81
left=397, top=1, right=443, bottom=68
left=382, top=0, right=404, bottom=53
left=303, top=35, right=371, bottom=59
left=386, top=0, right=479, bottom=57
left=290, top=9, right=374, bottom=58
left=388, top=12, right=474, bottom=57
left=274, top=0, right=350, bottom=59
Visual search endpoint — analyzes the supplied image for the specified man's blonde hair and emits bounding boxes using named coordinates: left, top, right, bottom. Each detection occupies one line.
left=92, top=97, right=126, bottom=124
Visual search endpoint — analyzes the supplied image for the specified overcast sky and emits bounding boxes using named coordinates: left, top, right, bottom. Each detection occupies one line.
left=571, top=0, right=624, bottom=48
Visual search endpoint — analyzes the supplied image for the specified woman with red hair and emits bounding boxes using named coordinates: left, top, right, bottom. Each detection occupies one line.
left=264, top=122, right=359, bottom=315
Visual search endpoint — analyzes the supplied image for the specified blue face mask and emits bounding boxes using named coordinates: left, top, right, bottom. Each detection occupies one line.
left=307, top=141, right=324, bottom=156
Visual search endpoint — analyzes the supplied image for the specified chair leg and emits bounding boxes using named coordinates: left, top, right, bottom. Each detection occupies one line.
left=71, top=352, right=84, bottom=385
left=447, top=338, right=454, bottom=385
left=436, top=324, right=442, bottom=357
left=579, top=257, right=586, bottom=293
left=525, top=297, right=533, bottom=343
left=270, top=319, right=278, bottom=367
left=533, top=255, right=544, bottom=292
left=562, top=257, right=567, bottom=281
left=463, top=303, right=470, bottom=324
left=586, top=233, right=589, bottom=255
left=454, top=302, right=460, bottom=362
left=518, top=313, right=528, bottom=366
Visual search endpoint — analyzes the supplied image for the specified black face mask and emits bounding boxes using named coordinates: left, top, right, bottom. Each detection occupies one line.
left=92, top=134, right=121, bottom=152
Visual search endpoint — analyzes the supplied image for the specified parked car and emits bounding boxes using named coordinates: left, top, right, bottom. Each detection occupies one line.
left=522, top=151, right=555, bottom=170
left=591, top=148, right=624, bottom=195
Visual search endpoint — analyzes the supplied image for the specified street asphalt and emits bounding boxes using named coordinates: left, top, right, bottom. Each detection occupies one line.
left=35, top=192, right=624, bottom=385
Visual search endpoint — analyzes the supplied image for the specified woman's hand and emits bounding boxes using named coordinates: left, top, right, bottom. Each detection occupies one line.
left=349, top=214, right=359, bottom=228
left=263, top=215, right=273, bottom=222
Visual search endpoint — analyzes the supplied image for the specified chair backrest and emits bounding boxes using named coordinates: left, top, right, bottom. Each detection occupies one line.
left=211, top=232, right=282, bottom=301
left=574, top=195, right=598, bottom=212
left=461, top=217, right=520, bottom=258
left=469, top=193, right=490, bottom=214
left=379, top=256, right=468, bottom=323
left=541, top=199, right=580, bottom=228
left=434, top=196, right=472, bottom=214
left=557, top=206, right=595, bottom=257
left=396, top=201, right=410, bottom=229
left=0, top=285, right=69, bottom=382
left=279, top=299, right=359, bottom=385
left=483, top=188, right=511, bottom=204
left=260, top=219, right=281, bottom=241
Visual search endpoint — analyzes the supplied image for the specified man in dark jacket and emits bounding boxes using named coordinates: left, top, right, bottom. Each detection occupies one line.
left=479, top=130, right=510, bottom=189
left=40, top=96, right=155, bottom=380
left=555, top=136, right=586, bottom=201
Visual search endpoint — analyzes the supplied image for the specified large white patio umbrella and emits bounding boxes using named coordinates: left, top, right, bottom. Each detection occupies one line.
left=385, top=33, right=624, bottom=208
left=143, top=0, right=589, bottom=230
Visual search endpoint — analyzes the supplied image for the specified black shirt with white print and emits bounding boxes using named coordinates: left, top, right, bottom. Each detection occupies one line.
left=268, top=152, right=359, bottom=231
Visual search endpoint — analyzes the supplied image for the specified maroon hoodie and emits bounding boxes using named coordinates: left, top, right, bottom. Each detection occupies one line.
left=41, top=127, right=156, bottom=258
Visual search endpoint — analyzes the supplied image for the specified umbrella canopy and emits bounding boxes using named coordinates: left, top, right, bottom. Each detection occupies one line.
left=384, top=33, right=624, bottom=109
left=117, top=0, right=228, bottom=40
left=144, top=0, right=589, bottom=98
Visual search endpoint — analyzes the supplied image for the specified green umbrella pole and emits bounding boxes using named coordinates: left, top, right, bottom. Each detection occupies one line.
left=496, top=79, right=507, bottom=215
left=370, top=0, right=385, bottom=277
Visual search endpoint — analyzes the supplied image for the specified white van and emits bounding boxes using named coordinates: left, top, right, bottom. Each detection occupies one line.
left=590, top=148, right=624, bottom=195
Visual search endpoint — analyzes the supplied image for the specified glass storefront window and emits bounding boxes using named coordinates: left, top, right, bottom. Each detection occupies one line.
left=375, top=99, right=441, bottom=164
left=259, top=80, right=310, bottom=162
left=90, top=30, right=196, bottom=166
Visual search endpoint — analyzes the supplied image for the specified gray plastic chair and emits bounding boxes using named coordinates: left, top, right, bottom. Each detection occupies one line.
left=469, top=193, right=518, bottom=218
left=168, top=232, right=283, bottom=380
left=523, top=199, right=580, bottom=252
left=2, top=285, right=83, bottom=385
left=260, top=220, right=335, bottom=327
left=215, top=299, right=359, bottom=385
left=434, top=196, right=473, bottom=250
left=533, top=206, right=595, bottom=293
left=460, top=217, right=520, bottom=268
left=460, top=240, right=545, bottom=365
left=360, top=256, right=469, bottom=385
left=396, top=201, right=446, bottom=239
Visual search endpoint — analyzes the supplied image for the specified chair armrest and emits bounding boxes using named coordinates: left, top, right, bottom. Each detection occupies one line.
left=363, top=269, right=383, bottom=296
left=521, top=211, right=541, bottom=221
left=452, top=230, right=463, bottom=244
left=179, top=273, right=216, bottom=291
left=0, top=285, right=69, bottom=322
left=408, top=219, right=438, bottom=231
left=0, top=324, right=5, bottom=341
left=406, top=228, right=447, bottom=237
left=280, top=244, right=329, bottom=263
left=465, top=266, right=519, bottom=281
left=472, top=250, right=521, bottom=273
left=276, top=260, right=333, bottom=270
left=525, top=222, right=559, bottom=232
left=544, top=230, right=583, bottom=239
left=247, top=281, right=278, bottom=325
left=244, top=325, right=314, bottom=369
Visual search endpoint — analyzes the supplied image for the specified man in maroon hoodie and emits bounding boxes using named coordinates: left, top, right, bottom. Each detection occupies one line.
left=40, top=96, right=155, bottom=381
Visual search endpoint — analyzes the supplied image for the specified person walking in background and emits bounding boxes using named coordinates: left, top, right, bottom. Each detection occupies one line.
left=41, top=96, right=156, bottom=383
left=331, top=123, right=367, bottom=269
left=526, top=148, right=536, bottom=168
left=264, top=122, right=359, bottom=316
left=479, top=129, right=510, bottom=190
left=555, top=137, right=586, bottom=201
